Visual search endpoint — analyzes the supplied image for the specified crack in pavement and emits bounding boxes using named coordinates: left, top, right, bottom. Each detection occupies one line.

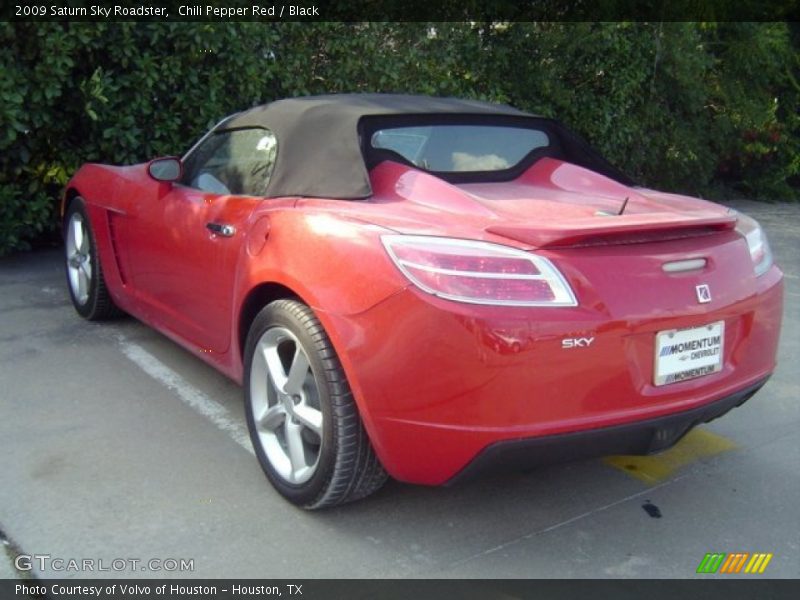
left=0, top=525, right=33, bottom=581
left=444, top=474, right=688, bottom=571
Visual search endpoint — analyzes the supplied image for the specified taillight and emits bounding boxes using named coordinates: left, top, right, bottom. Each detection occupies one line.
left=735, top=213, right=773, bottom=277
left=381, top=235, right=578, bottom=307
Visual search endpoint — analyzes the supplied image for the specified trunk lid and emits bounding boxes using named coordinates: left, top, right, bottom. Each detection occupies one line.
left=366, top=158, right=737, bottom=248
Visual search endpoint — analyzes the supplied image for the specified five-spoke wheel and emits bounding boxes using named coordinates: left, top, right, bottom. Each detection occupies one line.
left=65, top=211, right=92, bottom=306
left=250, top=326, right=324, bottom=484
left=63, top=197, right=121, bottom=320
left=244, top=299, right=387, bottom=508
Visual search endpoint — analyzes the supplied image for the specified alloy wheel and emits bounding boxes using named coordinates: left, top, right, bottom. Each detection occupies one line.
left=65, top=212, right=92, bottom=305
left=249, top=326, right=323, bottom=484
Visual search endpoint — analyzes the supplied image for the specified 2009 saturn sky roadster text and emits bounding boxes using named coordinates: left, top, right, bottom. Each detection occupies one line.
left=62, top=94, right=783, bottom=508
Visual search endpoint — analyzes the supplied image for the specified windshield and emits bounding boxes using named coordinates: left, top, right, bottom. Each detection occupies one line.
left=370, top=124, right=550, bottom=173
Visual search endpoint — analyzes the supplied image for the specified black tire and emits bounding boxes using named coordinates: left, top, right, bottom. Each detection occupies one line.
left=64, top=197, right=122, bottom=320
left=244, top=299, right=387, bottom=509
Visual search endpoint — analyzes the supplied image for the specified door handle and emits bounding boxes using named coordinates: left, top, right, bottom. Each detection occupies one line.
left=206, top=222, right=236, bottom=237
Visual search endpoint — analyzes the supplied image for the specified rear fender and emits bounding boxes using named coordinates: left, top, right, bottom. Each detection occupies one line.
left=232, top=209, right=409, bottom=442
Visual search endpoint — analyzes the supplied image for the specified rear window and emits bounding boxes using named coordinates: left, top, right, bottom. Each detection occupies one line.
left=370, top=124, right=550, bottom=173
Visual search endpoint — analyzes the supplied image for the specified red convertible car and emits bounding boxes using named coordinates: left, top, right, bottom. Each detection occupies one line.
left=63, top=94, right=783, bottom=508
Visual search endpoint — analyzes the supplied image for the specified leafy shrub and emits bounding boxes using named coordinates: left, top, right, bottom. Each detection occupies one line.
left=0, top=22, right=797, bottom=255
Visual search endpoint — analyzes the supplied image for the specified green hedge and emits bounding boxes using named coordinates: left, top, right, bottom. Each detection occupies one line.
left=1, top=22, right=797, bottom=255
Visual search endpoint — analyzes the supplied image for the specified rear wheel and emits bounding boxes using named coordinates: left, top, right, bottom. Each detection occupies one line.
left=64, top=197, right=121, bottom=320
left=244, top=299, right=387, bottom=509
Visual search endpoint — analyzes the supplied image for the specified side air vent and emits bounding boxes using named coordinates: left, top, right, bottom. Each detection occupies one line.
left=106, top=212, right=128, bottom=285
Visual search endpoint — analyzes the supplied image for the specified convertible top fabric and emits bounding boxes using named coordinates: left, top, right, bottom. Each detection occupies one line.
left=218, top=94, right=631, bottom=199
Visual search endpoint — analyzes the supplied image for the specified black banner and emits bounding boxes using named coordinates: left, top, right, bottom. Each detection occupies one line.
left=3, top=579, right=800, bottom=600
left=3, top=0, right=800, bottom=22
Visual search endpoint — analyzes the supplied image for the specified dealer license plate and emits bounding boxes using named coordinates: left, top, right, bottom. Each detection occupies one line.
left=654, top=321, right=724, bottom=386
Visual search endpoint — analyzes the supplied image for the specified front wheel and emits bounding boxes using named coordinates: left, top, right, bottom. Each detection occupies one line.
left=64, top=197, right=122, bottom=320
left=244, top=299, right=387, bottom=509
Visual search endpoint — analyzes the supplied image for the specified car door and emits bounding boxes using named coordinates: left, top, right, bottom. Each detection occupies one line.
left=126, top=127, right=277, bottom=354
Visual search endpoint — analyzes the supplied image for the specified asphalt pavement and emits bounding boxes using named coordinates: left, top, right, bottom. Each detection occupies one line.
left=0, top=199, right=798, bottom=579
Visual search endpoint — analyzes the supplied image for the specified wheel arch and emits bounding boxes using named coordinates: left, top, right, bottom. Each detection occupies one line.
left=61, top=187, right=82, bottom=227
left=237, top=281, right=302, bottom=360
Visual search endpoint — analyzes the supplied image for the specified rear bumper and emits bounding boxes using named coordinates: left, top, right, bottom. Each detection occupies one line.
left=319, top=243, right=783, bottom=486
left=446, top=376, right=768, bottom=485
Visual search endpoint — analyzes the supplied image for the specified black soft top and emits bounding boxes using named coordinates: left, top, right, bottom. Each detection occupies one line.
left=217, top=94, right=631, bottom=199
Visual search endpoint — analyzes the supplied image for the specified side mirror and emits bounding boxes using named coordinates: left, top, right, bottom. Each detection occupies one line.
left=147, top=157, right=183, bottom=182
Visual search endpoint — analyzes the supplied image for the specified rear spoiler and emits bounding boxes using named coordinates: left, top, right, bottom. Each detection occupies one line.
left=486, top=211, right=738, bottom=249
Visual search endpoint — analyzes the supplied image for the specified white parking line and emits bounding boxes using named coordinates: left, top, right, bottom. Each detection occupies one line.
left=116, top=335, right=254, bottom=455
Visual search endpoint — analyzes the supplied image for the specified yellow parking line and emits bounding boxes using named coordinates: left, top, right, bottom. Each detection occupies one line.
left=603, top=428, right=737, bottom=484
